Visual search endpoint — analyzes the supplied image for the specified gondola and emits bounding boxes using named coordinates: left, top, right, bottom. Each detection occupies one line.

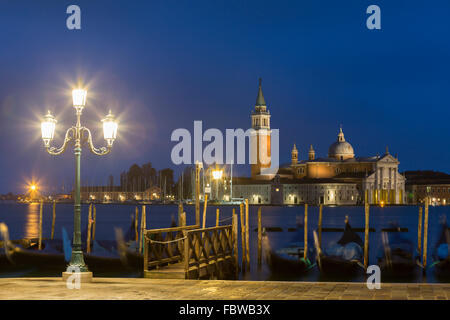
left=263, top=237, right=315, bottom=275
left=1, top=217, right=142, bottom=273
left=376, top=222, right=420, bottom=279
left=430, top=215, right=450, bottom=278
left=263, top=217, right=315, bottom=276
left=314, top=216, right=364, bottom=277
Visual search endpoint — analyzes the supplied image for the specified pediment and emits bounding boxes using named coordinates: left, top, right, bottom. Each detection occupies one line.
left=378, top=154, right=398, bottom=163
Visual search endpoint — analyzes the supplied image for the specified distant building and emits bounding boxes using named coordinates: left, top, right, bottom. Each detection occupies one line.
left=232, top=178, right=271, bottom=204
left=232, top=176, right=357, bottom=205
left=53, top=193, right=72, bottom=201
left=232, top=79, right=406, bottom=205
left=80, top=185, right=161, bottom=202
left=405, top=171, right=450, bottom=205
left=290, top=129, right=406, bottom=205
left=271, top=176, right=357, bottom=206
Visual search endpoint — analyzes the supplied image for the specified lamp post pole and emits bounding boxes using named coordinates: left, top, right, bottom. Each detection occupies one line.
left=41, top=88, right=118, bottom=279
left=216, top=177, right=219, bottom=201
left=72, top=112, right=85, bottom=270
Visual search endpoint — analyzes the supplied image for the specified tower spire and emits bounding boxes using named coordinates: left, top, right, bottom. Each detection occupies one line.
left=309, top=144, right=315, bottom=160
left=255, top=77, right=266, bottom=107
left=291, top=143, right=298, bottom=165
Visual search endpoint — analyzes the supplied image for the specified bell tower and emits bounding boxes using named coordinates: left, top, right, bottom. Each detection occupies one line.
left=291, top=144, right=298, bottom=165
left=251, top=78, right=271, bottom=178
left=308, top=145, right=315, bottom=160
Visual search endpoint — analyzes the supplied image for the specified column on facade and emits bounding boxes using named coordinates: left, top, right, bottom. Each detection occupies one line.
left=394, top=167, right=398, bottom=204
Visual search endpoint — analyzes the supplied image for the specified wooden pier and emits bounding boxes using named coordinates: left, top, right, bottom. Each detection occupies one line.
left=143, top=214, right=239, bottom=280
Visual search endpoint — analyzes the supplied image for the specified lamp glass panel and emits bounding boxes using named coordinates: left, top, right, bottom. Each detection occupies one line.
left=103, top=120, right=118, bottom=140
left=41, top=120, right=56, bottom=140
left=72, top=89, right=87, bottom=107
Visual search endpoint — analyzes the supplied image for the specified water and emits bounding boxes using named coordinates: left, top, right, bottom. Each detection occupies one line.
left=0, top=202, right=448, bottom=282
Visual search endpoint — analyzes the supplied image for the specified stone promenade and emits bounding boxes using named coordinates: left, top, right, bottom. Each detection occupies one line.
left=0, top=278, right=448, bottom=300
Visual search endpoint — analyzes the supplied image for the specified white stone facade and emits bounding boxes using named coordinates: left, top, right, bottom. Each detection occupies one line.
left=363, top=154, right=406, bottom=204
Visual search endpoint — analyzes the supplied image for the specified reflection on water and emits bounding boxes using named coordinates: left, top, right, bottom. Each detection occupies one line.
left=24, top=203, right=39, bottom=239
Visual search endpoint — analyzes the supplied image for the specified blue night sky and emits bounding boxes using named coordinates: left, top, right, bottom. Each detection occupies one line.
left=0, top=0, right=450, bottom=194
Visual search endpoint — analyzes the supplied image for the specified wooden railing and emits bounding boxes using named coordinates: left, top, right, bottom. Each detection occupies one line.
left=143, top=213, right=238, bottom=279
left=143, top=225, right=198, bottom=270
left=184, top=219, right=238, bottom=279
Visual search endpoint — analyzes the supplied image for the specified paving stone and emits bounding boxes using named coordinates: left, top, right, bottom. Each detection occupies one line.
left=0, top=278, right=449, bottom=300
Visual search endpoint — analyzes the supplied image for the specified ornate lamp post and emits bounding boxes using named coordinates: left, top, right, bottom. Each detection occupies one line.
left=40, top=88, right=118, bottom=280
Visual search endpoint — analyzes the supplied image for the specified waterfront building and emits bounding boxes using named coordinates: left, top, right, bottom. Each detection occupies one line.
left=53, top=193, right=72, bottom=201
left=270, top=176, right=358, bottom=205
left=290, top=129, right=406, bottom=205
left=233, top=79, right=406, bottom=205
left=232, top=178, right=271, bottom=204
left=80, top=185, right=162, bottom=202
left=405, top=170, right=450, bottom=205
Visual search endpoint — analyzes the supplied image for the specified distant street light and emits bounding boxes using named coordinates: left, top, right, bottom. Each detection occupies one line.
left=212, top=169, right=223, bottom=201
left=28, top=184, right=38, bottom=201
left=40, top=87, right=118, bottom=280
left=212, top=169, right=223, bottom=180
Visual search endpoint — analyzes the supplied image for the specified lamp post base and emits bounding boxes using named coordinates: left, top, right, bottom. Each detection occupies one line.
left=62, top=271, right=93, bottom=283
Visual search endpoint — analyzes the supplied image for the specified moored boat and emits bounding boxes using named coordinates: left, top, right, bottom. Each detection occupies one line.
left=0, top=216, right=142, bottom=274
left=430, top=215, right=450, bottom=279
left=314, top=216, right=364, bottom=277
left=263, top=220, right=315, bottom=276
left=377, top=222, right=420, bottom=279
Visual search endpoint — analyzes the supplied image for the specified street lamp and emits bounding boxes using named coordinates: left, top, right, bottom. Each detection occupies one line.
left=40, top=88, right=118, bottom=280
left=28, top=183, right=38, bottom=201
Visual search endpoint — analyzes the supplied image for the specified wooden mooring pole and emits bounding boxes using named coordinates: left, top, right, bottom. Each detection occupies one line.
left=50, top=200, right=56, bottom=240
left=38, top=200, right=43, bottom=250
left=304, top=203, right=308, bottom=260
left=417, top=206, right=423, bottom=255
left=245, top=199, right=250, bottom=270
left=318, top=204, right=323, bottom=248
left=87, top=203, right=92, bottom=254
left=178, top=201, right=183, bottom=226
left=140, top=205, right=146, bottom=254
left=202, top=194, right=208, bottom=229
left=423, top=197, right=429, bottom=270
left=92, top=205, right=97, bottom=241
left=135, top=206, right=139, bottom=242
left=364, top=190, right=370, bottom=270
left=239, top=202, right=246, bottom=270
left=195, top=162, right=201, bottom=227
left=216, top=208, right=220, bottom=227
left=232, top=209, right=239, bottom=278
left=179, top=211, right=186, bottom=263
left=257, top=207, right=262, bottom=266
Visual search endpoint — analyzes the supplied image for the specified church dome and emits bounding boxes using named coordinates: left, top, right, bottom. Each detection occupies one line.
left=328, top=127, right=355, bottom=160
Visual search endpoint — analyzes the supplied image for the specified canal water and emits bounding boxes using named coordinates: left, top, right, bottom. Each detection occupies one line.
left=0, top=202, right=448, bottom=282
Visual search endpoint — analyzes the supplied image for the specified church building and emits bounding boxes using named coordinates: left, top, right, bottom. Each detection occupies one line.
left=233, top=79, right=406, bottom=205
left=289, top=128, right=406, bottom=205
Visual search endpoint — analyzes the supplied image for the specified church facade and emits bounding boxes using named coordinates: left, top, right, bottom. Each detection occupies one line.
left=234, top=79, right=406, bottom=205
left=289, top=129, right=406, bottom=205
